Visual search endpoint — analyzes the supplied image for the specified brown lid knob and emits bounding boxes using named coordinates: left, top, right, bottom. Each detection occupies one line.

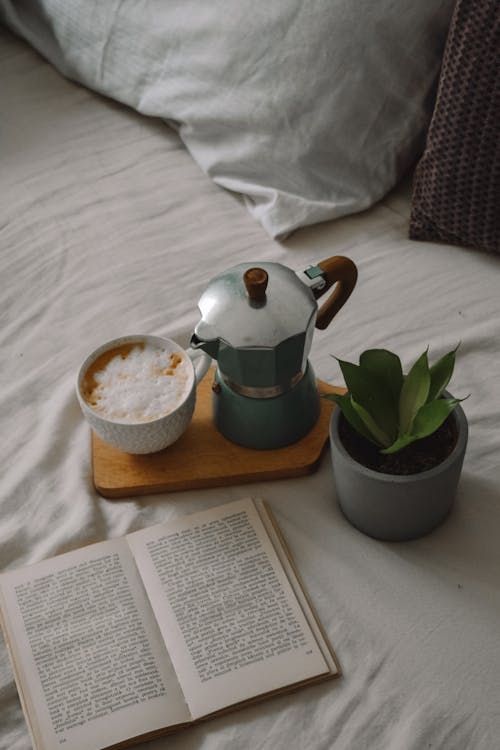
left=243, top=267, right=268, bottom=302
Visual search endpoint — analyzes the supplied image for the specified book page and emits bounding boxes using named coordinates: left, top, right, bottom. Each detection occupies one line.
left=0, top=538, right=190, bottom=750
left=126, top=498, right=331, bottom=718
left=255, top=500, right=340, bottom=676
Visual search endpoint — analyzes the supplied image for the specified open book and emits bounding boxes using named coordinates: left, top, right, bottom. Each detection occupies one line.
left=0, top=498, right=340, bottom=750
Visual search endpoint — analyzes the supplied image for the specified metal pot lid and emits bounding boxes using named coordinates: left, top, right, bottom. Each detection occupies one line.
left=194, top=262, right=317, bottom=348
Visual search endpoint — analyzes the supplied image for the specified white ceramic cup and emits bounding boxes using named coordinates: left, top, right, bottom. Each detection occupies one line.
left=76, top=334, right=211, bottom=454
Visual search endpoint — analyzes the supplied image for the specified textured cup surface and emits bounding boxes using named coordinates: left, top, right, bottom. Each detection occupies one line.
left=77, top=335, right=197, bottom=454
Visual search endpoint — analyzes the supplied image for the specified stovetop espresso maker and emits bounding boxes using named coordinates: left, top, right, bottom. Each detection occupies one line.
left=190, top=256, right=357, bottom=449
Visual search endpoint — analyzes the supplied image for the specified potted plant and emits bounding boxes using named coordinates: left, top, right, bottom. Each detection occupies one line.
left=325, top=347, right=468, bottom=541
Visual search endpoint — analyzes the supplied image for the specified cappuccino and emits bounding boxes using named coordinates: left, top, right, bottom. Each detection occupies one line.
left=81, top=341, right=192, bottom=423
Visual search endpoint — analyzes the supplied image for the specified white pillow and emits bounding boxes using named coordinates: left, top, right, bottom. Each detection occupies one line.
left=1, top=0, right=455, bottom=238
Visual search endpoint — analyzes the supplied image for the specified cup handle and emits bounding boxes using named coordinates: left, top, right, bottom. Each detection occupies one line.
left=186, top=347, right=212, bottom=384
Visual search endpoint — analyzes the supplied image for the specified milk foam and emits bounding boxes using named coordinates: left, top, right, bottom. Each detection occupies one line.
left=83, top=343, right=191, bottom=423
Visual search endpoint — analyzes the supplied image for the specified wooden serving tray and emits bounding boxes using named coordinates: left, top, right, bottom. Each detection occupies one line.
left=91, top=370, right=342, bottom=499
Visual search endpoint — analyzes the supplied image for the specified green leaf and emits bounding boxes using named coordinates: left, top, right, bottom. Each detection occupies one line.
left=411, top=398, right=460, bottom=439
left=381, top=434, right=418, bottom=454
left=351, top=398, right=392, bottom=448
left=325, top=393, right=381, bottom=446
left=336, top=358, right=398, bottom=442
left=382, top=397, right=461, bottom=454
left=398, top=351, right=431, bottom=436
left=428, top=346, right=458, bottom=402
left=359, top=349, right=403, bottom=405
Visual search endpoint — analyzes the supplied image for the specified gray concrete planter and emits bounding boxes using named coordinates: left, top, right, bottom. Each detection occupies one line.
left=329, top=397, right=468, bottom=541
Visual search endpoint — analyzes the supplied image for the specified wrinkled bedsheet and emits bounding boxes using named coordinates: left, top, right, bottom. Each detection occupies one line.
left=1, top=26, right=499, bottom=750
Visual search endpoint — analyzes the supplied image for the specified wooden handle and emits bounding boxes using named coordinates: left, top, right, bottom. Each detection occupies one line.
left=315, top=256, right=357, bottom=330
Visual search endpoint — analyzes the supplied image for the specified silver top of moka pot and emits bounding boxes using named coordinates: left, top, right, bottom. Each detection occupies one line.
left=191, top=256, right=358, bottom=391
left=190, top=261, right=320, bottom=390
left=193, top=261, right=317, bottom=347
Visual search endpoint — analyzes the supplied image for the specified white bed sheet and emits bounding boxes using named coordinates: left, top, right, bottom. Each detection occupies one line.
left=1, top=27, right=499, bottom=750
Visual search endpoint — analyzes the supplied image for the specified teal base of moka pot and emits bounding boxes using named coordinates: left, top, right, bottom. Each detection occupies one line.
left=212, top=363, right=321, bottom=450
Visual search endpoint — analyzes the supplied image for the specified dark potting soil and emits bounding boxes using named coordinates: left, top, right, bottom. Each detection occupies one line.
left=338, top=414, right=459, bottom=476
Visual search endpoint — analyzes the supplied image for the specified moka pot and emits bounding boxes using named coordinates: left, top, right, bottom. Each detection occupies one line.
left=190, top=257, right=357, bottom=449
